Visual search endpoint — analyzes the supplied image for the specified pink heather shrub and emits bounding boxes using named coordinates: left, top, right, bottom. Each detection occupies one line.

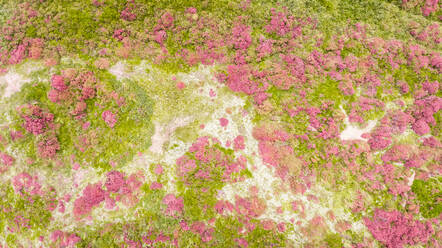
left=10, top=130, right=24, bottom=141
left=12, top=172, right=42, bottom=196
left=421, top=0, right=439, bottom=16
left=422, top=136, right=441, bottom=148
left=282, top=54, right=306, bottom=83
left=160, top=12, right=174, bottom=29
left=150, top=181, right=162, bottom=190
left=47, top=89, right=59, bottom=103
left=430, top=53, right=441, bottom=72
left=176, top=81, right=186, bottom=89
left=81, top=86, right=95, bottom=100
left=113, top=29, right=128, bottom=41
left=186, top=7, right=197, bottom=14
left=234, top=196, right=267, bottom=218
left=218, top=64, right=269, bottom=101
left=262, top=219, right=276, bottom=231
left=381, top=145, right=411, bottom=163
left=0, top=152, right=14, bottom=166
left=412, top=119, right=431, bottom=135
left=414, top=96, right=441, bottom=124
left=154, top=30, right=167, bottom=45
left=201, top=228, right=214, bottom=243
left=189, top=221, right=214, bottom=243
left=367, top=124, right=392, bottom=150
left=257, top=37, right=273, bottom=58
left=28, top=38, right=43, bottom=59
left=397, top=81, right=410, bottom=94
left=120, top=7, right=136, bottom=21
left=233, top=135, right=245, bottom=150
left=258, top=141, right=293, bottom=170
left=123, top=173, right=143, bottom=193
left=236, top=238, right=248, bottom=247
left=37, top=136, right=60, bottom=159
left=364, top=209, right=434, bottom=248
left=219, top=117, right=229, bottom=127
left=154, top=164, right=163, bottom=175
left=23, top=116, right=46, bottom=135
left=422, top=80, right=439, bottom=94
left=404, top=154, right=425, bottom=168
left=162, top=194, right=184, bottom=217
left=21, top=105, right=54, bottom=135
left=105, top=170, right=125, bottom=193
left=73, top=183, right=105, bottom=217
left=176, top=157, right=197, bottom=177
left=8, top=44, right=27, bottom=64
left=51, top=74, right=68, bottom=91
left=252, top=125, right=291, bottom=142
left=231, top=22, right=252, bottom=50
left=389, top=110, right=413, bottom=134
left=102, top=110, right=117, bottom=128
left=224, top=64, right=248, bottom=91
left=265, top=9, right=291, bottom=36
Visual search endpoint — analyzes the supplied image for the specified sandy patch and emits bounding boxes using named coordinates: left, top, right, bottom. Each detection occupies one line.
left=339, top=105, right=377, bottom=141
left=150, top=116, right=193, bottom=154
left=0, top=70, right=30, bottom=98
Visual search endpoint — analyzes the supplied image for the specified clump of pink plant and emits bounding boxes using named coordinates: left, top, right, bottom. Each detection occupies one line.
left=102, top=110, right=117, bottom=128
left=73, top=183, right=106, bottom=217
left=364, top=209, right=434, bottom=248
left=162, top=194, right=184, bottom=217
left=105, top=170, right=125, bottom=193
left=20, top=104, right=54, bottom=136
left=37, top=135, right=60, bottom=159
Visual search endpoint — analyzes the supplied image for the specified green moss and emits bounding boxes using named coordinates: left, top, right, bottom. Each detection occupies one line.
left=1, top=61, right=154, bottom=172
left=153, top=57, right=193, bottom=75
left=411, top=177, right=442, bottom=218
left=246, top=223, right=288, bottom=248
left=182, top=188, right=218, bottom=221
left=324, top=233, right=343, bottom=248
left=81, top=74, right=154, bottom=171
left=0, top=184, right=52, bottom=239
left=6, top=234, right=17, bottom=246
left=25, top=25, right=38, bottom=38
left=212, top=216, right=289, bottom=248
left=308, top=77, right=346, bottom=108
left=175, top=121, right=200, bottom=144
left=210, top=217, right=242, bottom=248
left=175, top=141, right=248, bottom=222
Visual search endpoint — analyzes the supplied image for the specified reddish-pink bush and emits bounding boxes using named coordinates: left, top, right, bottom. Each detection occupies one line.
left=51, top=75, right=68, bottom=91
left=0, top=152, right=14, bottom=166
left=102, top=110, right=117, bottom=128
left=412, top=119, right=431, bottom=135
left=121, top=7, right=136, bottom=21
left=8, top=44, right=27, bottom=64
left=73, top=183, right=105, bottom=217
left=105, top=170, right=125, bottom=193
left=233, top=135, right=245, bottom=150
left=364, top=209, right=434, bottom=248
left=231, top=22, right=252, bottom=50
left=21, top=105, right=54, bottom=135
left=12, top=172, right=42, bottom=196
left=162, top=194, right=184, bottom=217
left=37, top=136, right=60, bottom=159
